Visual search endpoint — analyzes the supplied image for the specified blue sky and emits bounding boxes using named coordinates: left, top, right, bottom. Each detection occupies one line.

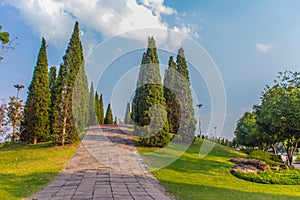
left=1, top=0, right=300, bottom=139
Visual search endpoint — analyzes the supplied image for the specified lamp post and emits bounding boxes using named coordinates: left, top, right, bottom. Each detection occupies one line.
left=196, top=104, right=203, bottom=138
left=14, top=84, right=24, bottom=99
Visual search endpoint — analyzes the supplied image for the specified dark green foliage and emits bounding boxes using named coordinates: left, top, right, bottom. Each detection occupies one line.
left=73, top=59, right=89, bottom=132
left=176, top=47, right=196, bottom=141
left=48, top=67, right=56, bottom=136
left=104, top=103, right=113, bottom=124
left=163, top=56, right=180, bottom=133
left=23, top=38, right=51, bottom=144
left=234, top=111, right=261, bottom=147
left=88, top=82, right=96, bottom=126
left=232, top=169, right=300, bottom=185
left=52, top=22, right=85, bottom=145
left=95, top=92, right=100, bottom=124
left=98, top=94, right=104, bottom=124
left=132, top=37, right=170, bottom=147
left=114, top=116, right=118, bottom=125
left=124, top=102, right=131, bottom=124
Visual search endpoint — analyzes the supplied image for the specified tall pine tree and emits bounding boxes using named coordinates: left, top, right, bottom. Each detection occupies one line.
left=52, top=21, right=85, bottom=145
left=104, top=103, right=113, bottom=124
left=95, top=91, right=100, bottom=124
left=176, top=47, right=196, bottom=141
left=23, top=38, right=51, bottom=144
left=132, top=37, right=170, bottom=147
left=163, top=56, right=180, bottom=134
left=124, top=102, right=131, bottom=124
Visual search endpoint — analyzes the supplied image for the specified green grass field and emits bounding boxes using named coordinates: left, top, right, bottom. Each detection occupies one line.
left=136, top=139, right=300, bottom=200
left=0, top=142, right=77, bottom=200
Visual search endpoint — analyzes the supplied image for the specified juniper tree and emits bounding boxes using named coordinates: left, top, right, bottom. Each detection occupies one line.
left=98, top=94, right=104, bottom=124
left=132, top=37, right=170, bottom=147
left=88, top=82, right=96, bottom=126
left=104, top=103, right=113, bottom=124
left=52, top=22, right=86, bottom=145
left=124, top=102, right=131, bottom=124
left=23, top=38, right=51, bottom=144
left=176, top=47, right=196, bottom=141
left=163, top=56, right=180, bottom=134
left=49, top=66, right=56, bottom=136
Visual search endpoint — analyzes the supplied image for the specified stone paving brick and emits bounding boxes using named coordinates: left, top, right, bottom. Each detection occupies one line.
left=27, top=125, right=175, bottom=200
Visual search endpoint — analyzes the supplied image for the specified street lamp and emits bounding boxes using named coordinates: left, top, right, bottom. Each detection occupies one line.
left=196, top=104, right=203, bottom=138
left=14, top=84, right=24, bottom=99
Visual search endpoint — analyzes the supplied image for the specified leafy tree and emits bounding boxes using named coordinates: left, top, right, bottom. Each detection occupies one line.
left=124, top=102, right=131, bottom=124
left=256, top=71, right=300, bottom=165
left=0, top=103, right=8, bottom=140
left=23, top=38, right=51, bottom=144
left=176, top=47, right=196, bottom=141
left=7, top=97, right=23, bottom=143
left=0, top=25, right=9, bottom=61
left=52, top=21, right=85, bottom=145
left=234, top=111, right=261, bottom=147
left=95, top=91, right=99, bottom=124
left=132, top=37, right=170, bottom=147
left=114, top=116, right=118, bottom=125
left=163, top=56, right=180, bottom=133
left=104, top=103, right=113, bottom=124
left=88, top=82, right=96, bottom=126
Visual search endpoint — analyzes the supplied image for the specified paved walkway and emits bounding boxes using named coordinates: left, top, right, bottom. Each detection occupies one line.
left=29, top=125, right=175, bottom=200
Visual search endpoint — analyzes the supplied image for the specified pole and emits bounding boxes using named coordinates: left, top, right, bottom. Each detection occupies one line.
left=196, top=104, right=203, bottom=138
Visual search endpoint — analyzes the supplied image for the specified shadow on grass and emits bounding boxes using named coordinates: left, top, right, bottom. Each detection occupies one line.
left=0, top=172, right=58, bottom=199
left=160, top=180, right=300, bottom=200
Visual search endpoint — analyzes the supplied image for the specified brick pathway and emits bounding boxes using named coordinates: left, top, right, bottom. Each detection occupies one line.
left=29, top=125, right=175, bottom=200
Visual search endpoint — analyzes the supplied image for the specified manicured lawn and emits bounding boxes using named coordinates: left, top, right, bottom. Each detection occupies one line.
left=136, top=139, right=300, bottom=200
left=0, top=142, right=77, bottom=200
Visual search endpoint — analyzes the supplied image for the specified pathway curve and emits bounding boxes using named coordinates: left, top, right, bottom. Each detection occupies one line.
left=29, top=125, right=175, bottom=200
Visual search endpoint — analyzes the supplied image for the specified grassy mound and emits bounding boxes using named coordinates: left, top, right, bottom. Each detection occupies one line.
left=0, top=142, right=77, bottom=200
left=136, top=138, right=300, bottom=200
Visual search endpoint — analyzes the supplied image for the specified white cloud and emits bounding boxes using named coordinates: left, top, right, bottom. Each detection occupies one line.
left=4, top=0, right=195, bottom=49
left=256, top=43, right=272, bottom=53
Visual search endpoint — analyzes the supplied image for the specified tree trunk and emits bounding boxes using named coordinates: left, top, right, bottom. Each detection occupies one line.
left=62, top=114, right=67, bottom=146
left=33, top=135, right=37, bottom=145
left=271, top=144, right=277, bottom=155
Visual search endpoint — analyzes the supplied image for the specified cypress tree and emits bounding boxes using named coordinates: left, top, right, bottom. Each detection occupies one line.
left=98, top=94, right=104, bottom=124
left=124, top=102, right=131, bottom=124
left=73, top=58, right=89, bottom=132
left=114, top=116, right=118, bottom=125
left=88, top=82, right=96, bottom=126
left=132, top=37, right=170, bottom=147
left=104, top=103, right=113, bottom=124
left=49, top=66, right=56, bottom=136
left=23, top=38, right=51, bottom=144
left=95, top=91, right=100, bottom=124
left=52, top=21, right=85, bottom=145
left=176, top=47, right=196, bottom=141
left=163, top=56, right=180, bottom=133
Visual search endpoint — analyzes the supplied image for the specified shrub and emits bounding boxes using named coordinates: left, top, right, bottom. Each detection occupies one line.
left=232, top=169, right=300, bottom=185
left=248, top=150, right=282, bottom=166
